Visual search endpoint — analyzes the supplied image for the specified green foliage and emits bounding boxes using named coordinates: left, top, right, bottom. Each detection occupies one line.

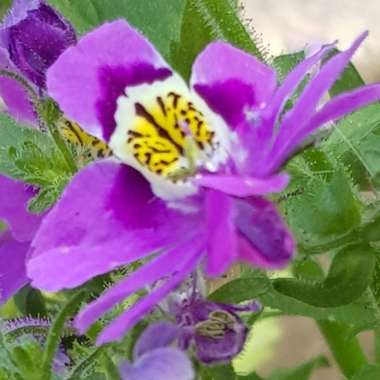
left=273, top=244, right=376, bottom=307
left=0, top=113, right=72, bottom=213
left=273, top=51, right=305, bottom=83
left=351, top=365, right=380, bottom=380
left=209, top=272, right=270, bottom=303
left=267, top=356, right=329, bottom=380
left=47, top=0, right=264, bottom=80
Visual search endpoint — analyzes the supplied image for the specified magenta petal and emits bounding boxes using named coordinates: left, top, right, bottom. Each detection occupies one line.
left=75, top=237, right=203, bottom=333
left=96, top=250, right=202, bottom=344
left=195, top=173, right=289, bottom=197
left=301, top=83, right=380, bottom=139
left=133, top=321, right=178, bottom=359
left=47, top=20, right=171, bottom=137
left=0, top=175, right=41, bottom=242
left=204, top=190, right=237, bottom=277
left=28, top=161, right=194, bottom=290
left=235, top=198, right=295, bottom=268
left=0, top=49, right=36, bottom=123
left=265, top=32, right=368, bottom=173
left=0, top=232, right=29, bottom=303
left=259, top=43, right=336, bottom=142
left=120, top=347, right=194, bottom=380
left=191, top=41, right=276, bottom=126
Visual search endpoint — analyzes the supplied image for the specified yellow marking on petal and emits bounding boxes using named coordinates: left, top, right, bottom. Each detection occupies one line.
left=58, top=118, right=112, bottom=160
left=126, top=91, right=216, bottom=180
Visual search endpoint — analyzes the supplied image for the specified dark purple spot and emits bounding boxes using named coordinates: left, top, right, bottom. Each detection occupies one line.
left=194, top=79, right=256, bottom=127
left=96, top=63, right=172, bottom=141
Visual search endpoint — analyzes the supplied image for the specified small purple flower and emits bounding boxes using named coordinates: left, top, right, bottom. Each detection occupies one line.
left=0, top=175, right=43, bottom=303
left=119, top=321, right=194, bottom=380
left=172, top=293, right=258, bottom=364
left=0, top=0, right=76, bottom=122
left=26, top=20, right=380, bottom=344
left=0, top=0, right=76, bottom=88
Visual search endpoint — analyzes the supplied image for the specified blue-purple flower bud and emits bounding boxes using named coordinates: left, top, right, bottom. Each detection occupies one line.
left=0, top=0, right=76, bottom=88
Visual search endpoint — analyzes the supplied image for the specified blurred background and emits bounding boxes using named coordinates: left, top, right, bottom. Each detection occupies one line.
left=238, top=1, right=379, bottom=379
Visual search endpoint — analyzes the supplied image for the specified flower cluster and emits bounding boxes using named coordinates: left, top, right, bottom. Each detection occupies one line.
left=2, top=0, right=380, bottom=376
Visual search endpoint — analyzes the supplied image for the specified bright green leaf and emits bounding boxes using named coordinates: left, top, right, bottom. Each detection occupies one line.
left=351, top=365, right=380, bottom=380
left=209, top=273, right=270, bottom=303
left=268, top=356, right=329, bottom=380
left=273, top=243, right=376, bottom=307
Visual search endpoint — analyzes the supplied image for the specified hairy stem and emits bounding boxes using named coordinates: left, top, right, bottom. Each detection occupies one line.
left=317, top=320, right=368, bottom=378
left=41, top=292, right=85, bottom=380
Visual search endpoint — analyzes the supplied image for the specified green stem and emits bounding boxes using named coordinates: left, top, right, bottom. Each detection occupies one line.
left=317, top=320, right=368, bottom=378
left=41, top=292, right=85, bottom=380
left=46, top=120, right=77, bottom=174
left=65, top=346, right=106, bottom=380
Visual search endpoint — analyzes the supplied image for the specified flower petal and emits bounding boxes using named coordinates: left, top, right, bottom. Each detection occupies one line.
left=0, top=232, right=29, bottom=303
left=47, top=20, right=171, bottom=138
left=0, top=0, right=40, bottom=29
left=195, top=173, right=289, bottom=197
left=204, top=190, right=237, bottom=277
left=295, top=83, right=380, bottom=145
left=235, top=198, right=295, bottom=268
left=28, top=161, right=195, bottom=290
left=0, top=48, right=36, bottom=123
left=133, top=321, right=178, bottom=359
left=257, top=43, right=336, bottom=145
left=0, top=175, right=41, bottom=242
left=191, top=41, right=276, bottom=126
left=75, top=237, right=203, bottom=333
left=96, top=249, right=201, bottom=344
left=265, top=32, right=368, bottom=173
left=120, top=347, right=194, bottom=380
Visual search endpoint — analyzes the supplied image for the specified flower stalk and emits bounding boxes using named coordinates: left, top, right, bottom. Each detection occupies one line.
left=317, top=320, right=368, bottom=378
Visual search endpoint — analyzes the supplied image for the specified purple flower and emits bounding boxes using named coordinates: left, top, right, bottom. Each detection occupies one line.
left=172, top=293, right=258, bottom=364
left=0, top=0, right=76, bottom=88
left=0, top=175, right=43, bottom=303
left=26, top=21, right=380, bottom=344
left=119, top=321, right=194, bottom=380
left=0, top=0, right=76, bottom=123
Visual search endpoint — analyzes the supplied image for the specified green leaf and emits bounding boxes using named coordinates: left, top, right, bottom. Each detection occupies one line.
left=351, top=365, right=380, bottom=380
left=47, top=0, right=264, bottom=80
left=237, top=374, right=263, bottom=380
left=13, top=286, right=47, bottom=318
left=201, top=364, right=236, bottom=380
left=273, top=243, right=376, bottom=307
left=284, top=163, right=360, bottom=248
left=0, top=113, right=72, bottom=213
left=0, top=0, right=11, bottom=18
left=209, top=272, right=270, bottom=303
left=170, top=0, right=265, bottom=79
left=329, top=49, right=365, bottom=97
left=48, top=0, right=187, bottom=64
left=268, top=356, right=329, bottom=380
left=273, top=51, right=305, bottom=82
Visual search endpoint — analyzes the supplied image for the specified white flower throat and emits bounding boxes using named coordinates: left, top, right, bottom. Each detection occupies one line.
left=110, top=75, right=231, bottom=200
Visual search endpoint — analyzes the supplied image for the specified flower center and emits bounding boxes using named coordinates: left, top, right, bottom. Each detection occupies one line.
left=195, top=310, right=236, bottom=340
left=127, top=91, right=216, bottom=179
left=111, top=75, right=230, bottom=200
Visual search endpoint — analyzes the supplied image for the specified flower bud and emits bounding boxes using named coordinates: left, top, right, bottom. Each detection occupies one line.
left=0, top=0, right=76, bottom=88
